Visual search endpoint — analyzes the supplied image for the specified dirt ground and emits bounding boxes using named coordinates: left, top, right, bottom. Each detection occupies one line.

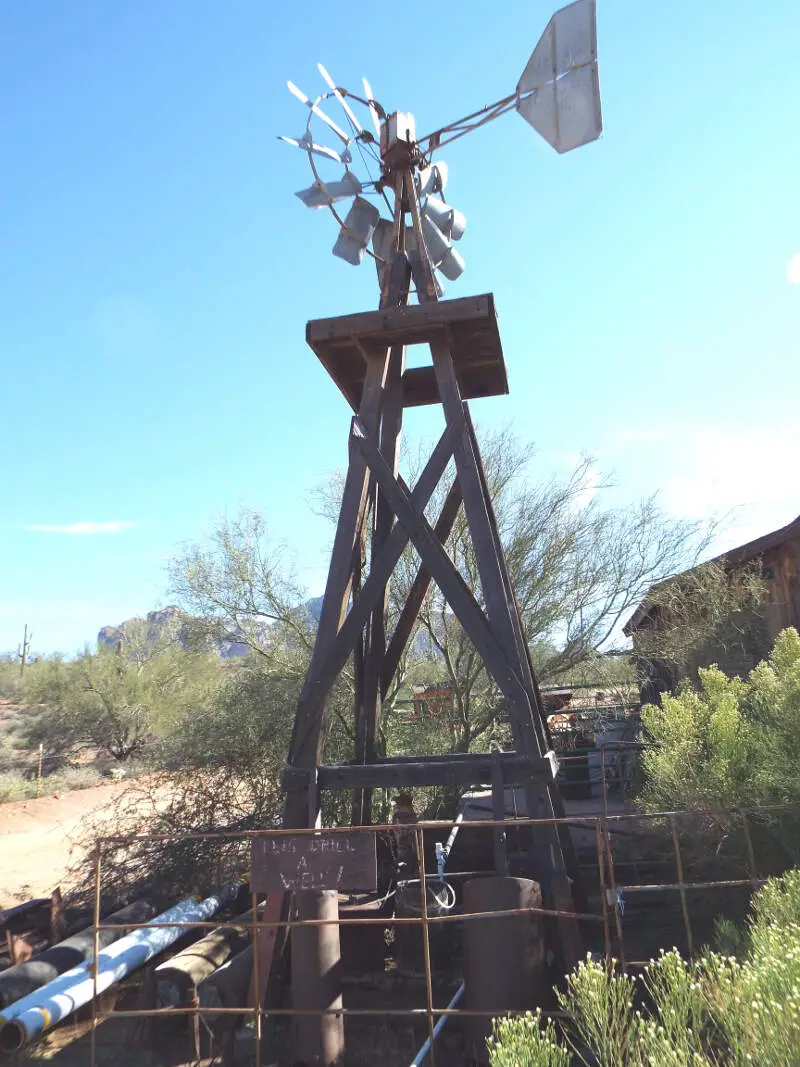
left=0, top=780, right=136, bottom=906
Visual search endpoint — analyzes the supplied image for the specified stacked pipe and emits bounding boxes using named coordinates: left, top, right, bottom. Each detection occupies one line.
left=0, top=900, right=155, bottom=1009
left=154, top=909, right=255, bottom=1006
left=0, top=892, right=227, bottom=1054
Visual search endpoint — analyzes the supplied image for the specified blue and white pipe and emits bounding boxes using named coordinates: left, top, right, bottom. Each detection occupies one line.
left=0, top=893, right=224, bottom=1054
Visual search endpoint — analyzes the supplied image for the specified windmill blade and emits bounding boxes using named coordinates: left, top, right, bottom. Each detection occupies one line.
left=317, top=63, right=363, bottom=134
left=361, top=76, right=382, bottom=141
left=295, top=171, right=363, bottom=208
left=277, top=134, right=344, bottom=164
left=419, top=161, right=448, bottom=198
left=421, top=215, right=465, bottom=280
left=424, top=196, right=466, bottom=241
left=332, top=196, right=381, bottom=266
left=286, top=80, right=349, bottom=144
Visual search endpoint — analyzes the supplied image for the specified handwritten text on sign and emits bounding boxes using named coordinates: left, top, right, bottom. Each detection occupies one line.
left=251, top=832, right=377, bottom=893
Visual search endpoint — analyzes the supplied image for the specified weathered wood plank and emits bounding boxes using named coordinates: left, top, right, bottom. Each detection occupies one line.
left=351, top=417, right=534, bottom=716
left=382, top=478, right=463, bottom=697
left=317, top=753, right=553, bottom=790
left=354, top=339, right=406, bottom=825
left=296, top=424, right=456, bottom=721
left=306, top=294, right=498, bottom=347
left=252, top=833, right=377, bottom=893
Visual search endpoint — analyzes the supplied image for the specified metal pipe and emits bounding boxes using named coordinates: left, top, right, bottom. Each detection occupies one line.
left=408, top=983, right=465, bottom=1067
left=0, top=893, right=225, bottom=1054
left=154, top=911, right=251, bottom=1003
left=0, top=899, right=155, bottom=1009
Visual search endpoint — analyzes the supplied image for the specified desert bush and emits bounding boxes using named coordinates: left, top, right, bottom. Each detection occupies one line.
left=637, top=627, right=800, bottom=866
left=488, top=870, right=800, bottom=1066
left=0, top=765, right=103, bottom=803
left=19, top=644, right=222, bottom=763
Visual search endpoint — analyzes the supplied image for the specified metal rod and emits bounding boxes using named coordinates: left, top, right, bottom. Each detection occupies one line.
left=670, top=816, right=693, bottom=956
left=409, top=983, right=465, bottom=1067
left=251, top=891, right=261, bottom=1067
left=600, top=744, right=609, bottom=822
left=416, top=92, right=516, bottom=150
left=594, top=821, right=611, bottom=961
left=741, top=812, right=760, bottom=889
left=94, top=802, right=800, bottom=842
left=601, top=821, right=626, bottom=971
left=416, top=826, right=437, bottom=1067
left=94, top=1004, right=549, bottom=1020
left=620, top=878, right=765, bottom=894
left=92, top=905, right=604, bottom=932
left=90, top=843, right=101, bottom=1067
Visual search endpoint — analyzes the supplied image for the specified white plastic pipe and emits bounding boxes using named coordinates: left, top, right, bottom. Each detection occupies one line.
left=0, top=893, right=224, bottom=1053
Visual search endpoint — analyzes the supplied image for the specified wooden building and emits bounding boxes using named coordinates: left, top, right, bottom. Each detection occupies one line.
left=624, top=513, right=800, bottom=696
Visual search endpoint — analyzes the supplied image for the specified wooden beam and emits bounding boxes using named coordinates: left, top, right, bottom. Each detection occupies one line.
left=354, top=338, right=406, bottom=825
left=295, top=424, right=456, bottom=726
left=351, top=417, right=534, bottom=717
left=317, top=753, right=554, bottom=791
left=306, top=294, right=499, bottom=348
left=382, top=478, right=462, bottom=697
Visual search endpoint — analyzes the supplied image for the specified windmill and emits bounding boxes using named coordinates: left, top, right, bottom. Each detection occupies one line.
left=276, top=2, right=602, bottom=1056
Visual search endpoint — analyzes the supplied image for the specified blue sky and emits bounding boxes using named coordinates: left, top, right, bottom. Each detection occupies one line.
left=2, top=0, right=799, bottom=656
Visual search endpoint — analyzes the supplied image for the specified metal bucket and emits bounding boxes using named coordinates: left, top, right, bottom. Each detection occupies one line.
left=393, top=881, right=456, bottom=974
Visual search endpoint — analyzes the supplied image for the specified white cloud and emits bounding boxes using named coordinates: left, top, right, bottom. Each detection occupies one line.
left=604, top=420, right=800, bottom=557
left=22, top=521, right=137, bottom=535
left=660, top=427, right=800, bottom=522
left=787, top=253, right=800, bottom=284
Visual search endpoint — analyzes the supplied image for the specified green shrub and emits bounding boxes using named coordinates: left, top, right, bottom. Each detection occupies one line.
left=488, top=869, right=800, bottom=1066
left=637, top=628, right=800, bottom=868
left=0, top=765, right=103, bottom=803
left=488, top=1010, right=571, bottom=1067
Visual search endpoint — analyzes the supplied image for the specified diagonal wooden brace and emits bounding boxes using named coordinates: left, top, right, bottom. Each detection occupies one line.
left=295, top=422, right=459, bottom=718
left=382, top=478, right=463, bottom=698
left=351, top=417, right=534, bottom=721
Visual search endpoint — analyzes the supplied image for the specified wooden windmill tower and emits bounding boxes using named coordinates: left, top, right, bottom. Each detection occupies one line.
left=278, top=0, right=602, bottom=967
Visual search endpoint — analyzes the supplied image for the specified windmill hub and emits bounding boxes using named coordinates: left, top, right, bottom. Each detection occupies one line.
left=379, top=111, right=419, bottom=172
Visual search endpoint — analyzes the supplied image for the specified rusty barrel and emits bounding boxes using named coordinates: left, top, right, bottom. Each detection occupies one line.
left=291, top=889, right=344, bottom=1066
left=462, top=877, right=547, bottom=1063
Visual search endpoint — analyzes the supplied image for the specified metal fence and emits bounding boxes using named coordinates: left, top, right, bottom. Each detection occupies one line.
left=68, top=797, right=797, bottom=1067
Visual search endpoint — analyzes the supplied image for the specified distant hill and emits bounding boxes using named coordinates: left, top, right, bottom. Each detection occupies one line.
left=97, top=596, right=440, bottom=661
left=98, top=599, right=322, bottom=659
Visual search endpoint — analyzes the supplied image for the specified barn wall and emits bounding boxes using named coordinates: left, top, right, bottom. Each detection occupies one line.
left=630, top=534, right=800, bottom=695
left=763, top=537, right=800, bottom=640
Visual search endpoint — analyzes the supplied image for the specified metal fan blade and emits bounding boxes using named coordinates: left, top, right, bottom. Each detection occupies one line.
left=332, top=196, right=381, bottom=266
left=277, top=135, right=343, bottom=164
left=295, top=171, right=363, bottom=208
left=286, top=80, right=349, bottom=144
left=317, top=63, right=363, bottom=133
left=362, top=76, right=382, bottom=141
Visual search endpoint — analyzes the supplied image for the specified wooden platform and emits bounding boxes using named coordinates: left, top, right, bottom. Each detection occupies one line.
left=306, top=293, right=508, bottom=410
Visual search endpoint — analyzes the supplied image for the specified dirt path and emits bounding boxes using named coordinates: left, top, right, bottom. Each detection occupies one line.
left=0, top=781, right=136, bottom=905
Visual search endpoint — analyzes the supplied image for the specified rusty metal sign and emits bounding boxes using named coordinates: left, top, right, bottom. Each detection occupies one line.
left=251, top=832, right=377, bottom=893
